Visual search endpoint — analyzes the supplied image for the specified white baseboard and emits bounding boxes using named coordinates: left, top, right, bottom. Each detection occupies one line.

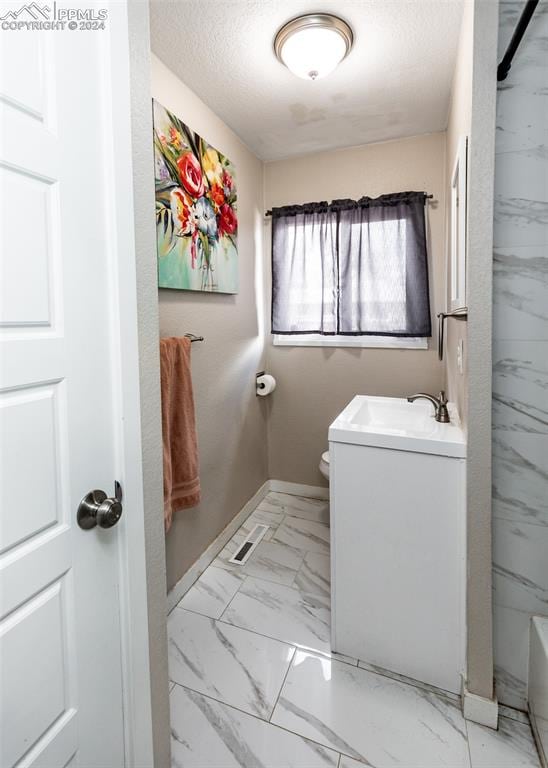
left=462, top=678, right=499, bottom=729
left=166, top=480, right=270, bottom=613
left=268, top=479, right=329, bottom=500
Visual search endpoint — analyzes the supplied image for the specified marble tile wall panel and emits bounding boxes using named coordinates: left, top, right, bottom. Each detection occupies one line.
left=492, top=432, right=548, bottom=528
left=494, top=603, right=532, bottom=710
left=493, top=149, right=548, bottom=249
left=493, top=0, right=548, bottom=710
left=492, top=341, right=548, bottom=433
left=493, top=518, right=548, bottom=617
left=493, top=247, right=548, bottom=340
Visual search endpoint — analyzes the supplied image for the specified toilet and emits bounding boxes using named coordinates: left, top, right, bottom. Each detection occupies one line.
left=319, top=450, right=330, bottom=481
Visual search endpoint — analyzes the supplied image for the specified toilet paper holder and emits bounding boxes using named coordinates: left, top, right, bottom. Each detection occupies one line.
left=255, top=371, right=276, bottom=396
left=256, top=371, right=266, bottom=395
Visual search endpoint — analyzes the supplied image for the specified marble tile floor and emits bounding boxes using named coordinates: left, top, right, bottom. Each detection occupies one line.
left=169, top=491, right=541, bottom=768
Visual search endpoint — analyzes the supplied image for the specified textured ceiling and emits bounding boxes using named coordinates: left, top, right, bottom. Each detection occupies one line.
left=149, top=0, right=464, bottom=161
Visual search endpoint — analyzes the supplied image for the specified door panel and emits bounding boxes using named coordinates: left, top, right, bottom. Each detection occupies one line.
left=2, top=581, right=71, bottom=767
left=0, top=27, right=46, bottom=118
left=1, top=385, right=62, bottom=552
left=0, top=4, right=126, bottom=765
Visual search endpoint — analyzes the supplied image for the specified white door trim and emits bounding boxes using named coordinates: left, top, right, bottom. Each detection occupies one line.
left=101, top=3, right=168, bottom=764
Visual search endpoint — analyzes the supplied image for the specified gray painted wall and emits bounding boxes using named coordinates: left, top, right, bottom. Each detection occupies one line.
left=151, top=55, right=269, bottom=591
left=492, top=0, right=548, bottom=711
left=264, top=133, right=446, bottom=486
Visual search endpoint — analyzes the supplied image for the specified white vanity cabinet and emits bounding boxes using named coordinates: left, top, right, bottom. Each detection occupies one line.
left=329, top=396, right=466, bottom=694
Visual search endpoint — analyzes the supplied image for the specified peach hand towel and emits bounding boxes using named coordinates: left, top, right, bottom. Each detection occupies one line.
left=160, top=336, right=201, bottom=531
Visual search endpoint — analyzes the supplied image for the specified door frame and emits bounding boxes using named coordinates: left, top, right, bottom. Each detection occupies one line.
left=102, top=2, right=170, bottom=764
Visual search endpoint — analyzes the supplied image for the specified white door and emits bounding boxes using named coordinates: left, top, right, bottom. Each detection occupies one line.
left=0, top=4, right=141, bottom=765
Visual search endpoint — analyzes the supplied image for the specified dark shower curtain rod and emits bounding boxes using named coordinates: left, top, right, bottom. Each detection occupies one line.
left=265, top=194, right=434, bottom=217
left=497, top=0, right=539, bottom=81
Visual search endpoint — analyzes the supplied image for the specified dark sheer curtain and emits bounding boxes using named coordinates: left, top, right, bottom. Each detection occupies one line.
left=271, top=203, right=338, bottom=334
left=271, top=192, right=431, bottom=337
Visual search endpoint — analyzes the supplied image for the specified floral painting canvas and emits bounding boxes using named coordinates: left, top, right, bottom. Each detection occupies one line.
left=153, top=100, right=238, bottom=293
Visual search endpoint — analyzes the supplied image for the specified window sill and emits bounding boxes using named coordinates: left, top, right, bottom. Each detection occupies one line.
left=272, top=334, right=428, bottom=349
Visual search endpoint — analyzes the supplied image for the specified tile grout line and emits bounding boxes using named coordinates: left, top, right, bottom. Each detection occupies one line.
left=272, top=517, right=330, bottom=555
left=499, top=705, right=530, bottom=725
left=257, top=508, right=329, bottom=527
left=249, top=532, right=309, bottom=567
left=265, top=657, right=373, bottom=767
left=218, top=509, right=462, bottom=700
left=172, top=602, right=358, bottom=669
left=356, top=662, right=460, bottom=703
left=287, top=538, right=307, bottom=588
left=214, top=564, right=305, bottom=593
left=173, top=672, right=469, bottom=767
left=225, top=569, right=331, bottom=601
left=172, top=668, right=466, bottom=768
left=170, top=496, right=354, bottom=764
left=188, top=501, right=328, bottom=593
left=183, top=589, right=466, bottom=700
left=172, top=564, right=465, bottom=700
left=212, top=616, right=353, bottom=668
left=169, top=496, right=529, bottom=766
left=275, top=510, right=331, bottom=532
left=268, top=645, right=297, bottom=723
left=220, top=499, right=327, bottom=548
left=171, top=679, right=343, bottom=761
left=217, top=572, right=249, bottom=622
left=293, top=553, right=331, bottom=598
left=212, top=534, right=328, bottom=593
left=173, top=565, right=247, bottom=618
left=171, top=679, right=291, bottom=730
left=464, top=717, right=474, bottom=768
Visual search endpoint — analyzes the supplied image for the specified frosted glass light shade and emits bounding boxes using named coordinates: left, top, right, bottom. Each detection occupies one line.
left=274, top=14, right=353, bottom=81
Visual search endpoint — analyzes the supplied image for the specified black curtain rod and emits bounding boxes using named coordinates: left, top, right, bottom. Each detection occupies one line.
left=265, top=194, right=433, bottom=217
left=497, top=0, right=539, bottom=81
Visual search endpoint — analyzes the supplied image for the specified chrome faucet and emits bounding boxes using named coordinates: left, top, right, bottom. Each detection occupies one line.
left=407, top=390, right=450, bottom=423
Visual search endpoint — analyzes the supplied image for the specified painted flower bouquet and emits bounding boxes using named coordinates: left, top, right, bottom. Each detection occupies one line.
left=153, top=100, right=238, bottom=293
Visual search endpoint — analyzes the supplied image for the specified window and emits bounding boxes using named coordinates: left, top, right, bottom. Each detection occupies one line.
left=271, top=192, right=432, bottom=347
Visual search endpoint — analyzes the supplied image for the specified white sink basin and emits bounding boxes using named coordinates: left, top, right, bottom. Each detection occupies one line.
left=328, top=395, right=466, bottom=458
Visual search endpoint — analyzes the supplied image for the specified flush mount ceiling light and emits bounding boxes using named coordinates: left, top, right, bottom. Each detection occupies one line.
left=274, top=13, right=354, bottom=81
